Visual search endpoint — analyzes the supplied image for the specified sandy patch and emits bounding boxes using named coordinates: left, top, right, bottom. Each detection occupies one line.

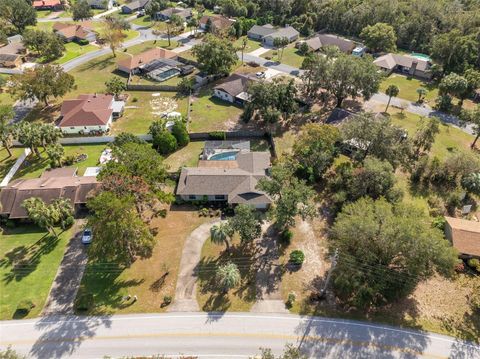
left=150, top=95, right=178, bottom=117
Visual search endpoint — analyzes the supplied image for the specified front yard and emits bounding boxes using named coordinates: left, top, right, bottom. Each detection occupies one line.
left=261, top=44, right=305, bottom=68
left=380, top=75, right=439, bottom=105
left=0, top=225, right=72, bottom=319
left=54, top=42, right=98, bottom=65
left=76, top=206, right=212, bottom=315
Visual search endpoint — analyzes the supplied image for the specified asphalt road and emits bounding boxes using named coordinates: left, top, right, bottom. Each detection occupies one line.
left=1, top=312, right=478, bottom=358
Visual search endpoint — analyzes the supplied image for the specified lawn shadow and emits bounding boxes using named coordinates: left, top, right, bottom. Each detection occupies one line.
left=12, top=152, right=50, bottom=180
left=30, top=314, right=113, bottom=359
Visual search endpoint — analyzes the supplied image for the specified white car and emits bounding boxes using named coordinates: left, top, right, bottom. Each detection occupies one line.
left=255, top=71, right=266, bottom=79
left=81, top=228, right=92, bottom=244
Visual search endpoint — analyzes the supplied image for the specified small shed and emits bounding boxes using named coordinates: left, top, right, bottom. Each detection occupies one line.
left=444, top=216, right=480, bottom=258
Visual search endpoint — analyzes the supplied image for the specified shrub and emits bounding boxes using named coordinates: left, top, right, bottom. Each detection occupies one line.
left=209, top=131, right=226, bottom=140
left=63, top=154, right=76, bottom=166
left=280, top=229, right=293, bottom=245
left=198, top=207, right=209, bottom=217
left=178, top=77, right=195, bottom=95
left=153, top=131, right=178, bottom=155
left=163, top=295, right=172, bottom=305
left=468, top=258, right=480, bottom=272
left=62, top=216, right=75, bottom=229
left=75, top=293, right=94, bottom=312
left=171, top=121, right=190, bottom=147
left=454, top=262, right=465, bottom=273
left=286, top=292, right=296, bottom=308
left=16, top=300, right=35, bottom=315
left=78, top=39, right=89, bottom=46
left=5, top=220, right=15, bottom=228
left=435, top=94, right=453, bottom=112
left=431, top=216, right=446, bottom=230
left=132, top=97, right=138, bottom=102
left=289, top=250, right=305, bottom=265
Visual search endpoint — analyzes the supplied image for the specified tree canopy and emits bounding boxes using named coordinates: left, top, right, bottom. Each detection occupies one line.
left=0, top=0, right=36, bottom=33
left=360, top=22, right=397, bottom=53
left=192, top=34, right=238, bottom=75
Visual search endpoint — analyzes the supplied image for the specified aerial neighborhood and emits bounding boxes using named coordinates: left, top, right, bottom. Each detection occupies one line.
left=0, top=0, right=479, bottom=357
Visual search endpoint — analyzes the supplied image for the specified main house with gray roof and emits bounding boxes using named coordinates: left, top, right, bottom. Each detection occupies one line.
left=247, top=24, right=299, bottom=46
left=176, top=142, right=272, bottom=209
left=373, top=53, right=432, bottom=80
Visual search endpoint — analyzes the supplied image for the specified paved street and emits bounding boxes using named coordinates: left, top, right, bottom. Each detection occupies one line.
left=0, top=312, right=477, bottom=358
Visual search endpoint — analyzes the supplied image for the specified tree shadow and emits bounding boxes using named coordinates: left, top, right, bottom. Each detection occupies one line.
left=30, top=314, right=113, bottom=359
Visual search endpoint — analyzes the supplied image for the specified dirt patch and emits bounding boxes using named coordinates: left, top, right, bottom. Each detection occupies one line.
left=150, top=94, right=178, bottom=116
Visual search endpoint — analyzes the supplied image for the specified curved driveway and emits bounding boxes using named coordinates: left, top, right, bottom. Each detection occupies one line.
left=0, top=312, right=478, bottom=358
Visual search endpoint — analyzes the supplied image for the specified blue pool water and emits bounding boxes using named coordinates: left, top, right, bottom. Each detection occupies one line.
left=209, top=151, right=238, bottom=161
left=411, top=52, right=431, bottom=61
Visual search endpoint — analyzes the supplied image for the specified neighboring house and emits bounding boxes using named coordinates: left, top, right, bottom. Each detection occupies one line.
left=199, top=15, right=234, bottom=33
left=301, top=34, right=356, bottom=54
left=247, top=24, right=299, bottom=46
left=0, top=37, right=26, bottom=68
left=373, top=53, right=432, bottom=80
left=0, top=167, right=100, bottom=219
left=117, top=47, right=178, bottom=74
left=176, top=143, right=272, bottom=209
left=57, top=94, right=125, bottom=134
left=444, top=216, right=480, bottom=258
left=53, top=22, right=97, bottom=43
left=154, top=7, right=192, bottom=21
left=213, top=73, right=254, bottom=105
left=121, top=0, right=150, bottom=14
left=87, top=0, right=113, bottom=9
left=141, top=58, right=184, bottom=82
left=32, top=0, right=62, bottom=10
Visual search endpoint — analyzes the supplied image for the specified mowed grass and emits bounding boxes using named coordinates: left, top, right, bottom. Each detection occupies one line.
left=380, top=74, right=439, bottom=105
left=261, top=45, right=305, bottom=68
left=0, top=225, right=72, bottom=319
left=189, top=87, right=244, bottom=132
left=163, top=141, right=203, bottom=171
left=0, top=147, right=25, bottom=179
left=197, top=235, right=257, bottom=312
left=0, top=75, right=14, bottom=106
left=76, top=206, right=211, bottom=315
left=232, top=36, right=262, bottom=52
left=13, top=144, right=106, bottom=180
left=55, top=42, right=98, bottom=64
left=126, top=40, right=179, bottom=54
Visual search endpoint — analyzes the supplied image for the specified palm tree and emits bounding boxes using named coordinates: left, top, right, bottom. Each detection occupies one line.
left=40, top=123, right=62, bottom=147
left=210, top=222, right=233, bottom=252
left=15, top=121, right=43, bottom=157
left=240, top=37, right=248, bottom=64
left=22, top=198, right=60, bottom=237
left=0, top=105, right=14, bottom=157
left=416, top=87, right=427, bottom=103
left=384, top=84, right=399, bottom=112
left=166, top=14, right=184, bottom=47
left=46, top=143, right=65, bottom=168
left=216, top=262, right=240, bottom=293
left=52, top=198, right=74, bottom=229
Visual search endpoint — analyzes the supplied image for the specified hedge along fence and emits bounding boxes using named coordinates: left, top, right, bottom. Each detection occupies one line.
left=126, top=84, right=179, bottom=92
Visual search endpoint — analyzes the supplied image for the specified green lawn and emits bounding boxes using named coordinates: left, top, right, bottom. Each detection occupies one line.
left=126, top=39, right=179, bottom=55
left=233, top=36, right=262, bottom=52
left=0, top=147, right=25, bottom=180
left=131, top=15, right=154, bottom=27
left=111, top=91, right=188, bottom=134
left=0, top=225, right=72, bottom=319
left=189, top=87, right=243, bottom=132
left=163, top=141, right=203, bottom=171
left=0, top=75, right=14, bottom=106
left=55, top=42, right=98, bottom=64
left=12, top=144, right=107, bottom=180
left=380, top=74, right=439, bottom=105
left=261, top=45, right=305, bottom=68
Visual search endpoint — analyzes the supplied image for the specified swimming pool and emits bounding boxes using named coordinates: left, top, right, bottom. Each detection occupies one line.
left=411, top=52, right=431, bottom=61
left=209, top=151, right=238, bottom=161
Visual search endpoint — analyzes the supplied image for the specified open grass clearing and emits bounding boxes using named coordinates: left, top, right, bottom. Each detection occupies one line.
left=261, top=44, right=305, bottom=68
left=233, top=36, right=262, bottom=52
left=131, top=15, right=154, bottom=27
left=197, top=234, right=257, bottom=312
left=0, top=225, right=72, bottom=319
left=380, top=75, right=439, bottom=105
left=55, top=42, right=98, bottom=64
left=12, top=144, right=106, bottom=180
left=163, top=141, right=203, bottom=171
left=76, top=205, right=212, bottom=315
left=0, top=147, right=25, bottom=180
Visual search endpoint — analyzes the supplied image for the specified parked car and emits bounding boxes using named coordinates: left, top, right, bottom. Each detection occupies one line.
left=256, top=71, right=266, bottom=79
left=81, top=228, right=93, bottom=244
left=137, top=10, right=145, bottom=17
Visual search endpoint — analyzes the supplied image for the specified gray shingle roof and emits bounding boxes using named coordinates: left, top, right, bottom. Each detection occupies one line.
left=248, top=24, right=277, bottom=37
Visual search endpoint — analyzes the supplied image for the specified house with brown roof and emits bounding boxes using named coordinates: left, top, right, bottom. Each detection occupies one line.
left=33, top=0, right=62, bottom=10
left=213, top=73, right=254, bottom=105
left=117, top=47, right=178, bottom=74
left=0, top=168, right=100, bottom=219
left=445, top=217, right=480, bottom=258
left=199, top=15, right=234, bottom=33
left=57, top=94, right=125, bottom=134
left=0, top=36, right=27, bottom=68
left=301, top=34, right=357, bottom=54
left=373, top=53, right=432, bottom=80
left=53, top=22, right=97, bottom=43
left=176, top=142, right=272, bottom=209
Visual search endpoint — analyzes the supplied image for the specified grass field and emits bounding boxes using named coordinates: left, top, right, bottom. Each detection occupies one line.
left=380, top=75, right=439, bottom=105
left=163, top=141, right=203, bottom=171
left=0, top=147, right=25, bottom=180
left=197, top=235, right=257, bottom=312
left=233, top=36, right=262, bottom=52
left=76, top=206, right=211, bottom=315
left=0, top=75, right=14, bottom=106
left=126, top=40, right=179, bottom=54
left=55, top=42, right=98, bottom=65
left=131, top=16, right=155, bottom=27
left=0, top=225, right=72, bottom=319
left=261, top=45, right=305, bottom=68
left=12, top=144, right=107, bottom=180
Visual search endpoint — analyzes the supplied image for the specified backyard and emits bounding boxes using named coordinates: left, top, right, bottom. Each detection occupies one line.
left=0, top=147, right=25, bottom=180
left=75, top=206, right=212, bottom=315
left=0, top=225, right=72, bottom=319
left=163, top=141, right=203, bottom=171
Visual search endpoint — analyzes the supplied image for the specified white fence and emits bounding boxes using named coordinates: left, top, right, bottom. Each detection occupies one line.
left=0, top=148, right=31, bottom=187
left=12, top=134, right=153, bottom=146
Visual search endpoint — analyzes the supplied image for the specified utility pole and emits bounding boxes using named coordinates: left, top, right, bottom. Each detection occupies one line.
left=319, top=248, right=338, bottom=299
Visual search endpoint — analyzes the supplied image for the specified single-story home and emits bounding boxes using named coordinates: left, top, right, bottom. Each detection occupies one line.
left=444, top=216, right=480, bottom=258
left=176, top=143, right=272, bottom=209
left=213, top=73, right=254, bottom=105
left=121, top=0, right=150, bottom=14
left=373, top=53, right=432, bottom=80
left=32, top=0, right=62, bottom=10
left=153, top=7, right=192, bottom=21
left=117, top=47, right=178, bottom=74
left=57, top=94, right=125, bottom=134
left=247, top=24, right=299, bottom=47
left=301, top=34, right=356, bottom=54
left=141, top=58, right=184, bottom=82
left=0, top=167, right=100, bottom=219
left=53, top=22, right=97, bottom=43
left=199, top=15, right=234, bottom=33
left=0, top=37, right=26, bottom=68
left=87, top=0, right=113, bottom=9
